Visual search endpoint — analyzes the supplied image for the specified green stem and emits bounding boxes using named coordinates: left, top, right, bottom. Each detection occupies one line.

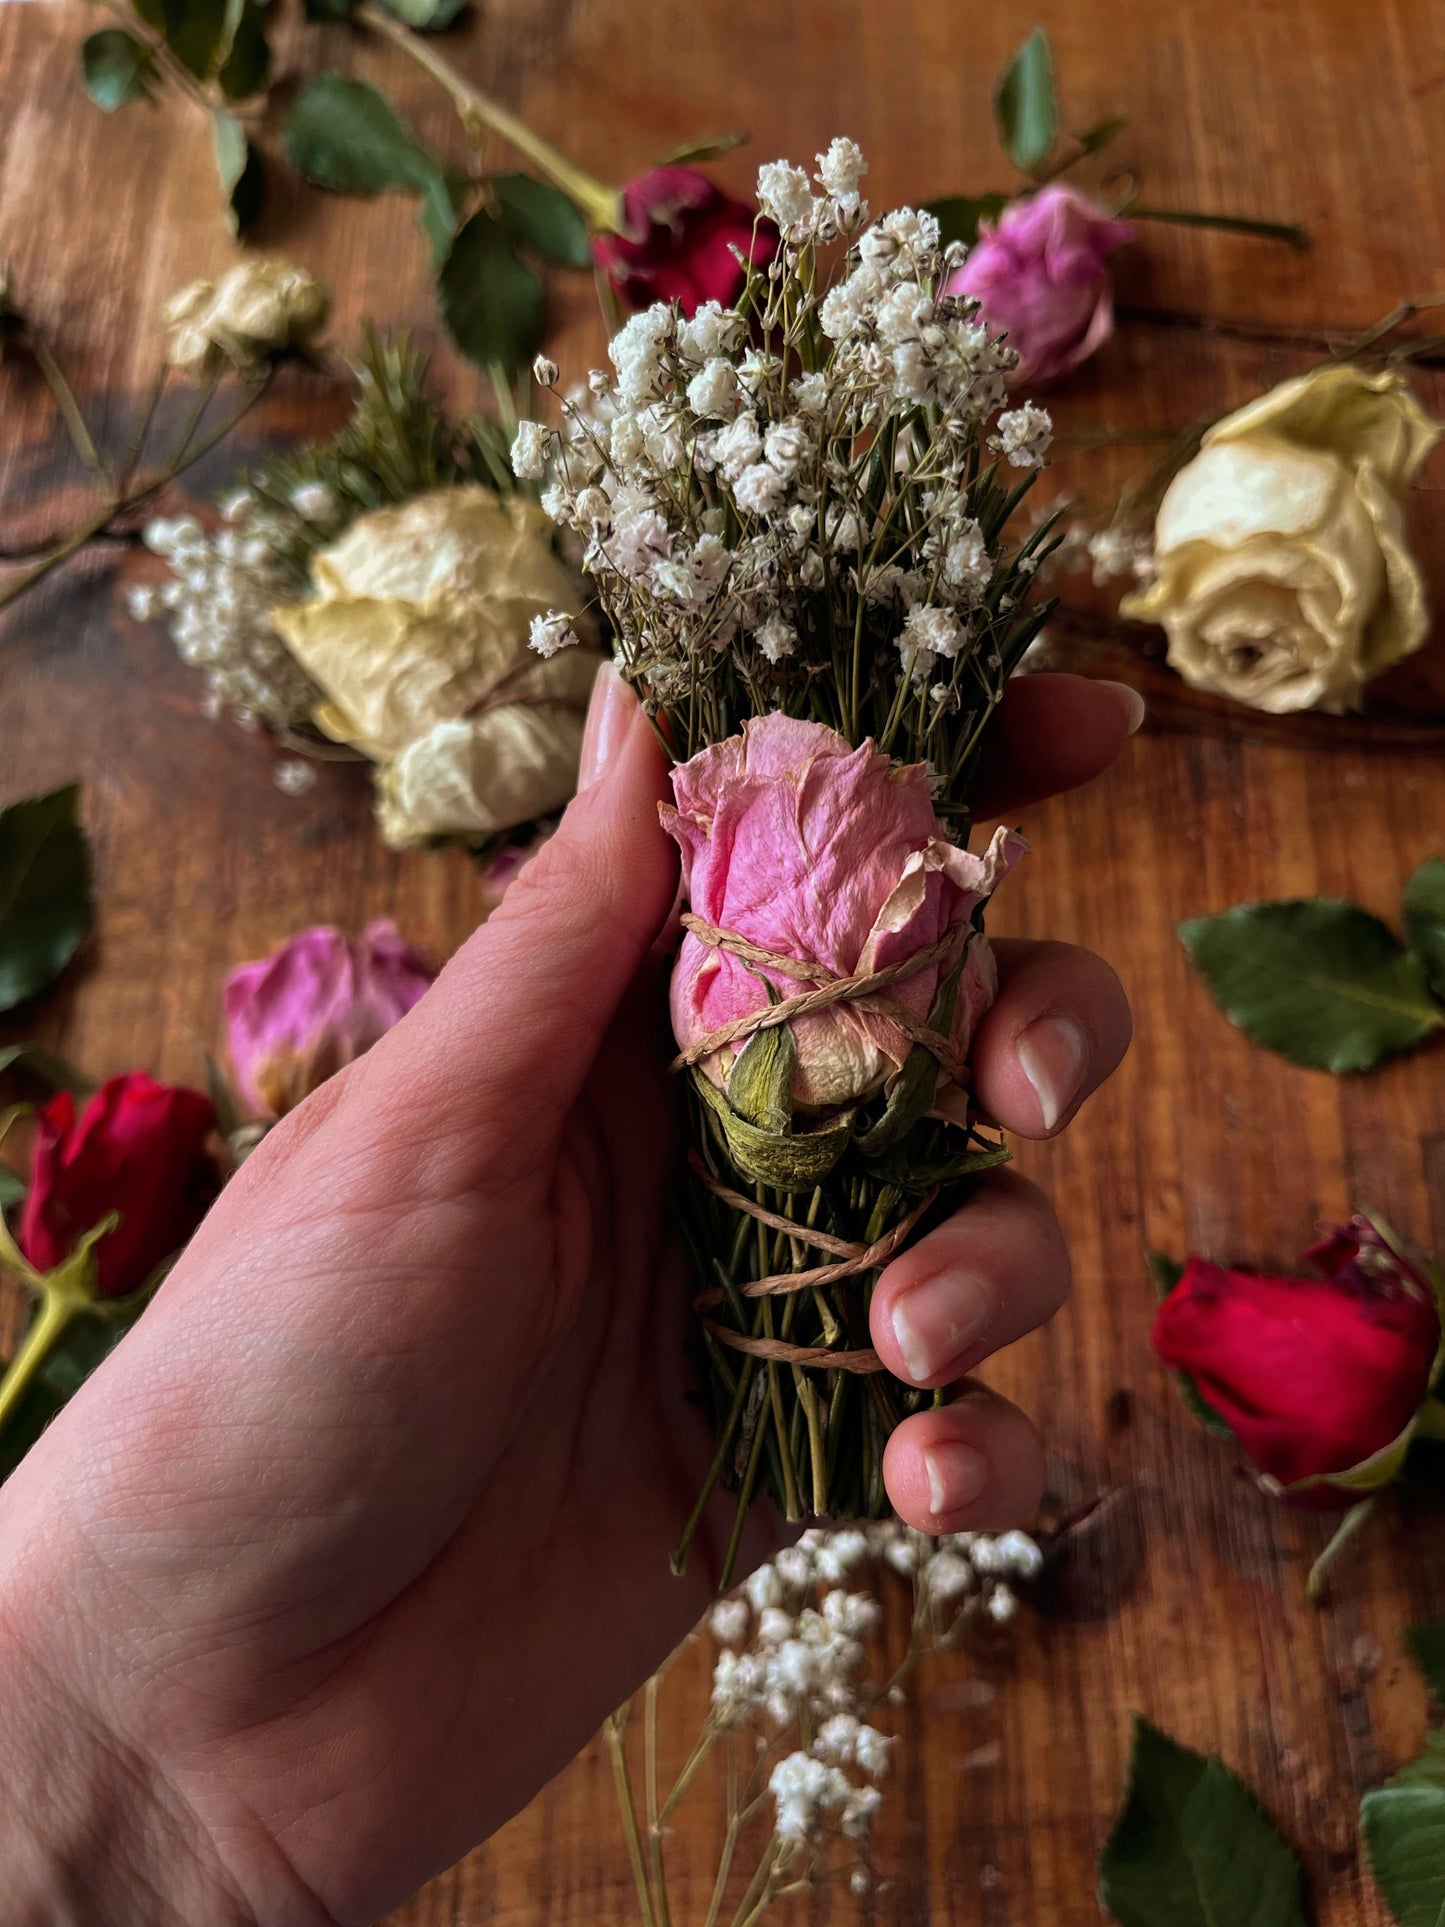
left=671, top=1355, right=755, bottom=1576
left=0, top=370, right=263, bottom=613
left=1306, top=1497, right=1376, bottom=1606
left=0, top=1290, right=83, bottom=1434
left=1126, top=205, right=1308, bottom=248
left=643, top=1674, right=671, bottom=1927
left=727, top=1839, right=783, bottom=1927
left=604, top=1710, right=658, bottom=1927
left=22, top=329, right=109, bottom=486
left=354, top=1, right=621, bottom=232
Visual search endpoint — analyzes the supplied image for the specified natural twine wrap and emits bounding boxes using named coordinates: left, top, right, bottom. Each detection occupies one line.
left=676, top=915, right=974, bottom=1374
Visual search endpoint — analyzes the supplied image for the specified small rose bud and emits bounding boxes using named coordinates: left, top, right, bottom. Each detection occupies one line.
left=593, top=167, right=777, bottom=319
left=224, top=919, right=436, bottom=1118
left=18, top=1074, right=219, bottom=1297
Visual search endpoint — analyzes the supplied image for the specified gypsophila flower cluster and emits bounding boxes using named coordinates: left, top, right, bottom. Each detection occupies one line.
left=133, top=505, right=319, bottom=731
left=519, top=144, right=1061, bottom=816
left=700, top=1520, right=1040, bottom=1872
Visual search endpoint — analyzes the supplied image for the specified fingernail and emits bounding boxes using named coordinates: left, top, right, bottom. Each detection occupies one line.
left=1098, top=679, right=1146, bottom=735
left=1016, top=1014, right=1089, bottom=1132
left=924, top=1441, right=989, bottom=1521
left=578, top=661, right=632, bottom=791
left=891, top=1273, right=993, bottom=1383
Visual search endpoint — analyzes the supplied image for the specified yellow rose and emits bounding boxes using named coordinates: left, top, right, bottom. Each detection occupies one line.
left=1122, top=365, right=1440, bottom=713
left=270, top=486, right=601, bottom=849
left=164, top=257, right=329, bottom=378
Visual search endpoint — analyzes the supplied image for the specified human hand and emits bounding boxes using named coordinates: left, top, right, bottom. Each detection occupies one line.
left=0, top=665, right=1134, bottom=1925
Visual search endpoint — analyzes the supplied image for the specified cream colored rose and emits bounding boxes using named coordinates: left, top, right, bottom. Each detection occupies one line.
left=270, top=486, right=600, bottom=849
left=1122, top=365, right=1439, bottom=712
left=164, top=258, right=329, bottom=377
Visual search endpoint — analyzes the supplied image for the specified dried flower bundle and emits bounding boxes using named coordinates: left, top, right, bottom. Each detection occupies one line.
left=526, top=145, right=1062, bottom=1575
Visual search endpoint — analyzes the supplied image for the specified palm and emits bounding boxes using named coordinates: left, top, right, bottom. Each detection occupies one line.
left=29, top=944, right=754, bottom=1924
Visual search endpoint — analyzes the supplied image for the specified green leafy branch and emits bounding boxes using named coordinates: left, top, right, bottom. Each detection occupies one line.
left=1179, top=856, right=1445, bottom=1074
left=924, top=27, right=1306, bottom=253
left=78, top=0, right=620, bottom=380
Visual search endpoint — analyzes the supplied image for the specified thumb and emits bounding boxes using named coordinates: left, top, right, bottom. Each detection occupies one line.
left=373, top=664, right=678, bottom=1168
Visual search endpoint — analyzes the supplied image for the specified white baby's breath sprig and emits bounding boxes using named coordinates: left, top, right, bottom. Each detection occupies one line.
left=608, top=1519, right=1041, bottom=1922
left=527, top=610, right=581, bottom=659
left=531, top=141, right=1061, bottom=836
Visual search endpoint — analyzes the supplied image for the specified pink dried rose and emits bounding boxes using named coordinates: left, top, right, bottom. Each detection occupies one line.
left=946, top=184, right=1134, bottom=386
left=593, top=166, right=777, bottom=316
left=224, top=919, right=436, bottom=1118
left=659, top=714, right=1022, bottom=1113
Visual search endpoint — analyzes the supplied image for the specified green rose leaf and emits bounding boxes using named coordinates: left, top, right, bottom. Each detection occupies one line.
left=658, top=131, right=748, bottom=167
left=0, top=1043, right=94, bottom=1094
left=1098, top=1716, right=1308, bottom=1927
left=378, top=0, right=469, bottom=26
left=80, top=29, right=161, bottom=111
left=216, top=1, right=271, bottom=100
left=138, top=0, right=231, bottom=80
left=1146, top=1251, right=1235, bottom=1438
left=922, top=193, right=1009, bottom=251
left=0, top=787, right=93, bottom=1016
left=420, top=172, right=472, bottom=266
left=286, top=74, right=446, bottom=199
left=993, top=26, right=1057, bottom=177
left=491, top=173, right=593, bottom=269
left=1363, top=1731, right=1445, bottom=1926
left=436, top=209, right=545, bottom=377
left=1075, top=114, right=1127, bottom=159
left=213, top=111, right=264, bottom=237
left=0, top=1166, right=24, bottom=1211
left=1179, top=899, right=1445, bottom=1073
left=1403, top=857, right=1445, bottom=1001
left=1407, top=1620, right=1445, bottom=1706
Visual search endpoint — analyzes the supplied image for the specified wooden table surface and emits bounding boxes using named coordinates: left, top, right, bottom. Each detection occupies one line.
left=4, top=2, right=1445, bottom=1921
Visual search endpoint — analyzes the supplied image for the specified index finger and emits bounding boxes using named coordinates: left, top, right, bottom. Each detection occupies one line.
left=970, top=673, right=1144, bottom=814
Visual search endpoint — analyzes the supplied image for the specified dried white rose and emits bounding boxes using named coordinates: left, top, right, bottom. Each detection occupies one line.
left=163, top=257, right=329, bottom=377
left=269, top=486, right=599, bottom=848
left=1122, top=364, right=1441, bottom=713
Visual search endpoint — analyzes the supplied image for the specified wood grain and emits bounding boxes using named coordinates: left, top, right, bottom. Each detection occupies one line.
left=3, top=2, right=1445, bottom=1921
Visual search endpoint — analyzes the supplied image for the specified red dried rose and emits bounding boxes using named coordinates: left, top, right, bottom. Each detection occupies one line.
left=18, top=1073, right=219, bottom=1297
left=1152, top=1215, right=1442, bottom=1496
left=592, top=166, right=776, bottom=316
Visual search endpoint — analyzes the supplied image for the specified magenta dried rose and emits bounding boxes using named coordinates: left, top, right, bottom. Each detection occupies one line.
left=659, top=714, right=1021, bottom=1113
left=946, top=184, right=1133, bottom=386
left=593, top=166, right=777, bottom=317
left=224, top=919, right=435, bottom=1117
left=18, top=1073, right=219, bottom=1297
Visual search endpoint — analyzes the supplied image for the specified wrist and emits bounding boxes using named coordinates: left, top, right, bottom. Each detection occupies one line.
left=0, top=1547, right=252, bottom=1926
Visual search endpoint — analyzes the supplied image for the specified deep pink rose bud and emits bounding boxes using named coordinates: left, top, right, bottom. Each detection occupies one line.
left=18, top=1073, right=219, bottom=1297
left=946, top=184, right=1134, bottom=386
left=659, top=715, right=1022, bottom=1114
left=1152, top=1214, right=1443, bottom=1499
left=593, top=166, right=778, bottom=317
left=224, top=919, right=435, bottom=1118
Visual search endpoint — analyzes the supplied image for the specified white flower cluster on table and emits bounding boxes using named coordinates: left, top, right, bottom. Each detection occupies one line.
left=130, top=487, right=340, bottom=733
left=705, top=1520, right=1041, bottom=1874
left=511, top=142, right=1053, bottom=739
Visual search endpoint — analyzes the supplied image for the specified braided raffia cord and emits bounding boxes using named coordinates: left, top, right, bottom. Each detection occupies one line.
left=670, top=916, right=968, bottom=1082
left=675, top=916, right=972, bottom=1373
left=687, top=1152, right=941, bottom=1374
